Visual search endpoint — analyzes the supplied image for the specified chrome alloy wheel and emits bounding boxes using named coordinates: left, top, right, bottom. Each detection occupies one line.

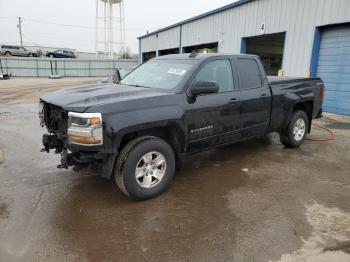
left=293, top=118, right=306, bottom=141
left=135, top=151, right=167, bottom=189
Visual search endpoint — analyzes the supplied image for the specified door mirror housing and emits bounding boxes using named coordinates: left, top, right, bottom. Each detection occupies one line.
left=189, top=80, right=219, bottom=97
left=112, top=68, right=121, bottom=84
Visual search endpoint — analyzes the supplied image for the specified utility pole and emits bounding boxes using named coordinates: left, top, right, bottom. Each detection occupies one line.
left=17, top=17, right=23, bottom=47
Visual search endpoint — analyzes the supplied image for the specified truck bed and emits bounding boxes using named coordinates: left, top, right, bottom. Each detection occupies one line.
left=267, top=76, right=321, bottom=85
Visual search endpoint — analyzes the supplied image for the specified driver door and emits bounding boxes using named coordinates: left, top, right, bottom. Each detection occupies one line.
left=13, top=46, right=21, bottom=56
left=185, top=58, right=241, bottom=153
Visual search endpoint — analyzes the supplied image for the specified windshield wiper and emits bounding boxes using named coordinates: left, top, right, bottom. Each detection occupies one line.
left=123, top=84, right=150, bottom=88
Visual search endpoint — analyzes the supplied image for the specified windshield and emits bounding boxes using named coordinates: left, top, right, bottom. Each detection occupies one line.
left=120, top=60, right=194, bottom=90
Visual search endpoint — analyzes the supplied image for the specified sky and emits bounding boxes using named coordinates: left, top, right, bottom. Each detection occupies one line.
left=0, top=0, right=236, bottom=54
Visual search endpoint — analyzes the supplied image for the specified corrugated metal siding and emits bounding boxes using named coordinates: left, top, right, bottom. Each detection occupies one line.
left=0, top=58, right=138, bottom=77
left=141, top=27, right=180, bottom=52
left=316, top=25, right=350, bottom=115
left=140, top=0, right=350, bottom=76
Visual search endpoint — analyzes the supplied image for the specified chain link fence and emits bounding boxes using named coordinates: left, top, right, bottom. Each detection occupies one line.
left=0, top=57, right=138, bottom=77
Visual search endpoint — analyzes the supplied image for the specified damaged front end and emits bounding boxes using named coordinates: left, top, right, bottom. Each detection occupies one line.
left=39, top=101, right=107, bottom=171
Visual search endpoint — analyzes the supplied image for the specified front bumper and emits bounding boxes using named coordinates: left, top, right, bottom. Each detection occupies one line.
left=41, top=133, right=116, bottom=178
left=42, top=133, right=99, bottom=167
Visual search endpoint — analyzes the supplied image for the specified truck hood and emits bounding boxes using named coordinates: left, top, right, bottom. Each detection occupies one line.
left=40, top=83, right=171, bottom=112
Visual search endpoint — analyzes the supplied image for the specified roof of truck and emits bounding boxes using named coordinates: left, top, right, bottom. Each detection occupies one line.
left=154, top=53, right=259, bottom=61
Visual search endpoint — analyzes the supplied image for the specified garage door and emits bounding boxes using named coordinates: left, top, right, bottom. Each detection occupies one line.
left=316, top=25, right=350, bottom=115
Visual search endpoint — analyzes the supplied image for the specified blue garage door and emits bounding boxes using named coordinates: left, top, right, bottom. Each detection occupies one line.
left=316, top=25, right=350, bottom=115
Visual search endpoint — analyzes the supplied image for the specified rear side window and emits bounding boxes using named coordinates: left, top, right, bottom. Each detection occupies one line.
left=2, top=45, right=16, bottom=49
left=236, top=58, right=262, bottom=89
left=195, top=60, right=234, bottom=93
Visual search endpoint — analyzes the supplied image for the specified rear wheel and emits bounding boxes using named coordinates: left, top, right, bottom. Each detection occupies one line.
left=280, top=110, right=309, bottom=148
left=114, top=136, right=175, bottom=200
left=5, top=51, right=11, bottom=56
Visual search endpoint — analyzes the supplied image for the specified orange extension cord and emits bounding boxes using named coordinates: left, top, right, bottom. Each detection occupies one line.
left=306, top=123, right=335, bottom=142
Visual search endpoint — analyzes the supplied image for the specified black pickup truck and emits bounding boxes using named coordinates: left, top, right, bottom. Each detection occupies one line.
left=39, top=53, right=324, bottom=200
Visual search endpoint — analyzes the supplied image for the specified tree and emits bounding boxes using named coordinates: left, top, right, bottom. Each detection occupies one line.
left=118, top=47, right=136, bottom=59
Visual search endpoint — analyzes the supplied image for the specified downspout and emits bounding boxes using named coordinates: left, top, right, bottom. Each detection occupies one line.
left=139, top=38, right=142, bottom=64
left=179, top=25, right=183, bottom=54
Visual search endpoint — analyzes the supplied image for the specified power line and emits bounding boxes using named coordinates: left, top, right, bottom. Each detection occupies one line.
left=0, top=16, right=141, bottom=52
left=0, top=16, right=155, bottom=34
left=24, top=17, right=95, bottom=29
left=23, top=17, right=151, bottom=31
left=22, top=31, right=137, bottom=45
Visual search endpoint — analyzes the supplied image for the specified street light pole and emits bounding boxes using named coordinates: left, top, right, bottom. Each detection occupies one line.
left=18, top=17, right=23, bottom=47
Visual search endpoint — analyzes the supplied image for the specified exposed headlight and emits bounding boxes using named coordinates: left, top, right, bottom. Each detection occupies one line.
left=68, top=112, right=103, bottom=146
left=39, top=101, right=45, bottom=127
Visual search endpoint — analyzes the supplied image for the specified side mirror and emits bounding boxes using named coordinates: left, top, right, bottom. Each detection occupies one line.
left=112, top=68, right=121, bottom=84
left=189, top=80, right=219, bottom=97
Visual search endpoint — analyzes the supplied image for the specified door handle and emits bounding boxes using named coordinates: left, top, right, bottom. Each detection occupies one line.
left=228, top=98, right=239, bottom=104
left=260, top=94, right=268, bottom=99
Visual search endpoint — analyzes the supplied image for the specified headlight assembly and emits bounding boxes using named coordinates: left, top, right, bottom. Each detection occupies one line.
left=68, top=112, right=103, bottom=146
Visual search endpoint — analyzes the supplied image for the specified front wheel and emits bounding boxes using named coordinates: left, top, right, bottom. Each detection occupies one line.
left=114, top=136, right=175, bottom=200
left=279, top=110, right=309, bottom=148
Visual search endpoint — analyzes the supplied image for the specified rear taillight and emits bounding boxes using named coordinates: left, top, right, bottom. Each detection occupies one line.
left=319, top=83, right=325, bottom=103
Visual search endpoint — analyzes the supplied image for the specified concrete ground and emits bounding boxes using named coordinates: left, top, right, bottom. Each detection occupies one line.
left=0, top=78, right=350, bottom=262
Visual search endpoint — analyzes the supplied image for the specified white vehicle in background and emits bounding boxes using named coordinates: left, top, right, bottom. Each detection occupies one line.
left=0, top=45, right=37, bottom=57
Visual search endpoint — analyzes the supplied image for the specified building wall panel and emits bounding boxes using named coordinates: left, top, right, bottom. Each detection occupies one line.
left=140, top=0, right=350, bottom=76
left=316, top=25, right=350, bottom=115
left=141, top=27, right=180, bottom=53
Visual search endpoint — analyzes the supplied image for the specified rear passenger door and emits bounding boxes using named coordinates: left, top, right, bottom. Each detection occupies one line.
left=13, top=46, right=21, bottom=56
left=234, top=57, right=272, bottom=138
left=19, top=47, right=27, bottom=56
left=185, top=58, right=241, bottom=153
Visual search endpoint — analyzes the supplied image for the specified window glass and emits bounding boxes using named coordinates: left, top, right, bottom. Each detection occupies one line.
left=195, top=60, right=234, bottom=93
left=236, top=58, right=262, bottom=89
left=120, top=60, right=194, bottom=90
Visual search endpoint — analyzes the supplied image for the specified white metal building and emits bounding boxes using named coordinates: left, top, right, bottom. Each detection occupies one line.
left=138, top=0, right=350, bottom=115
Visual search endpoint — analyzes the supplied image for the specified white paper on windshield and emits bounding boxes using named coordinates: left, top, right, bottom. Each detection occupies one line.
left=168, top=68, right=186, bottom=76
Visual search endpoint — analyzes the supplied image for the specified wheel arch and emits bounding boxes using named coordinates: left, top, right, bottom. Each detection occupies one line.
left=117, top=124, right=186, bottom=160
left=290, top=100, right=313, bottom=133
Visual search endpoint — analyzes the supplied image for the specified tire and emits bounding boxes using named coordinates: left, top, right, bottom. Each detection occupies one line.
left=28, top=53, right=33, bottom=57
left=279, top=110, right=309, bottom=148
left=49, top=54, right=54, bottom=58
left=114, top=136, right=175, bottom=200
left=5, top=52, right=11, bottom=56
